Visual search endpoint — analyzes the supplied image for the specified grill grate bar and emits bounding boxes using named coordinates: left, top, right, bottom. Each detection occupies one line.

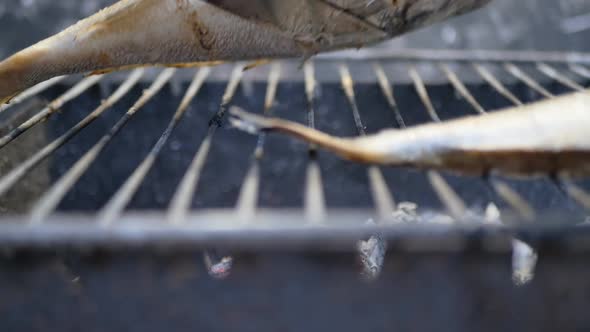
left=536, top=63, right=585, bottom=91
left=374, top=64, right=406, bottom=128
left=3, top=210, right=579, bottom=250
left=319, top=48, right=590, bottom=64
left=0, top=75, right=103, bottom=149
left=0, top=69, right=144, bottom=198
left=339, top=65, right=396, bottom=221
left=98, top=68, right=210, bottom=226
left=304, top=161, right=326, bottom=223
left=340, top=64, right=393, bottom=279
left=235, top=63, right=282, bottom=223
left=303, top=62, right=327, bottom=224
left=29, top=69, right=176, bottom=224
left=0, top=76, right=65, bottom=114
left=425, top=171, right=467, bottom=220
left=168, top=64, right=244, bottom=225
left=559, top=177, right=590, bottom=210
left=488, top=179, right=535, bottom=221
left=504, top=63, right=554, bottom=98
left=339, top=66, right=367, bottom=134
left=569, top=64, right=590, bottom=79
left=439, top=63, right=486, bottom=114
left=408, top=67, right=467, bottom=219
left=472, top=64, right=524, bottom=106
left=235, top=163, right=260, bottom=223
left=408, top=67, right=442, bottom=122
left=439, top=64, right=535, bottom=221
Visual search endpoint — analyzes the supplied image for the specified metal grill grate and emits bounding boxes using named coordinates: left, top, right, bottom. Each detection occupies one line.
left=0, top=49, right=590, bottom=281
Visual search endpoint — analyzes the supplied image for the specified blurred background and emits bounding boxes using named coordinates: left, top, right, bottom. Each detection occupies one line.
left=0, top=0, right=589, bottom=59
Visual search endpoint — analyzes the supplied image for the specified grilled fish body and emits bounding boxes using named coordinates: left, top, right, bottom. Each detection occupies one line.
left=0, top=0, right=491, bottom=103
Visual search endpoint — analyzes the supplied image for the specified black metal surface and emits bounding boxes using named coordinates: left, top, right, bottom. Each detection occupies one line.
left=1, top=250, right=590, bottom=332
left=0, top=212, right=589, bottom=252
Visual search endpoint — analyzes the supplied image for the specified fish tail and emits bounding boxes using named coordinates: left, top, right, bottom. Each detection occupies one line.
left=229, top=106, right=384, bottom=163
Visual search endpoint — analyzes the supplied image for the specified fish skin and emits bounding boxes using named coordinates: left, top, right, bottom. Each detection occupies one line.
left=0, top=0, right=491, bottom=103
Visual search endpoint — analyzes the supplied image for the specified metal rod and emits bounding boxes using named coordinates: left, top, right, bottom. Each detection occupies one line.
left=339, top=65, right=396, bottom=221
left=504, top=63, right=554, bottom=98
left=408, top=67, right=441, bottom=122
left=317, top=48, right=590, bottom=64
left=235, top=63, right=282, bottom=223
left=167, top=65, right=244, bottom=225
left=559, top=177, right=590, bottom=210
left=373, top=63, right=406, bottom=128
left=0, top=69, right=144, bottom=198
left=439, top=64, right=486, bottom=114
left=339, top=65, right=368, bottom=135
left=28, top=69, right=176, bottom=224
left=488, top=179, right=535, bottom=222
left=569, top=64, right=590, bottom=79
left=235, top=163, right=261, bottom=223
left=98, top=68, right=211, bottom=226
left=536, top=63, right=585, bottom=92
left=303, top=61, right=327, bottom=225
left=167, top=65, right=242, bottom=280
left=3, top=209, right=575, bottom=252
left=339, top=64, right=393, bottom=279
left=408, top=66, right=467, bottom=220
left=471, top=64, right=523, bottom=106
left=0, top=75, right=103, bottom=149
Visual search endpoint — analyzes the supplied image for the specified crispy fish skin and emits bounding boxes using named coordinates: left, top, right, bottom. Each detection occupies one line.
left=0, top=0, right=302, bottom=104
left=230, top=91, right=590, bottom=178
left=0, top=0, right=491, bottom=103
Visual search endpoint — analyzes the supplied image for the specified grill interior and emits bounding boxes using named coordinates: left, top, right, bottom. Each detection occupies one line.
left=1, top=47, right=590, bottom=324
left=1, top=52, right=589, bottom=219
left=1, top=50, right=590, bottom=281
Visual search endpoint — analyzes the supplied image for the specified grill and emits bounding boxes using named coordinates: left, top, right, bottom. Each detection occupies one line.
left=2, top=3, right=590, bottom=331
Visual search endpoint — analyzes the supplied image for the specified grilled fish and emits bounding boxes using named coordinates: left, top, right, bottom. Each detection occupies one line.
left=0, top=0, right=491, bottom=104
left=229, top=90, right=590, bottom=178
